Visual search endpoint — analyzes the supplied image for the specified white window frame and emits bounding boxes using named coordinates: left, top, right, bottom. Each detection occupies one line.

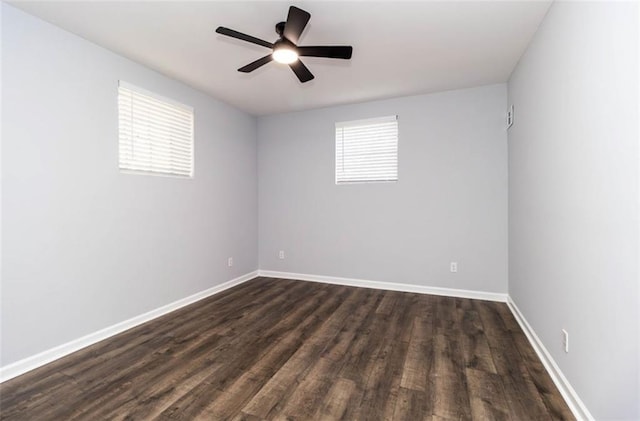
left=118, top=81, right=194, bottom=178
left=335, top=115, right=398, bottom=184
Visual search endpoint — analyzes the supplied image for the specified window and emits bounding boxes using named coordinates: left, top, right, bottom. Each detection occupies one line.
left=335, top=115, right=398, bottom=184
left=118, top=81, right=194, bottom=177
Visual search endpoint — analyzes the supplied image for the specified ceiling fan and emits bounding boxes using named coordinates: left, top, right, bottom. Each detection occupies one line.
left=215, top=6, right=353, bottom=83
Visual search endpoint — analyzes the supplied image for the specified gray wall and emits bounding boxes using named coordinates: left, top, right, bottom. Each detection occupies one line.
left=259, top=85, right=508, bottom=293
left=508, top=2, right=639, bottom=419
left=1, top=4, right=258, bottom=366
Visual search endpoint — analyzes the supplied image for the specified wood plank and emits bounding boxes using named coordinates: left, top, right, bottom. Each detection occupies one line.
left=459, top=307, right=497, bottom=374
left=466, top=367, right=511, bottom=420
left=400, top=315, right=434, bottom=392
left=320, top=287, right=380, bottom=362
left=270, top=357, right=337, bottom=421
left=313, top=377, right=356, bottom=420
left=376, top=290, right=398, bottom=315
left=432, top=333, right=472, bottom=420
left=334, top=289, right=386, bottom=384
left=392, top=387, right=430, bottom=421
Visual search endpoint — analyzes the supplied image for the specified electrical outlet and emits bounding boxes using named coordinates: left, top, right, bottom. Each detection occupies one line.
left=278, top=250, right=285, bottom=259
left=562, top=329, right=569, bottom=353
left=228, top=257, right=233, bottom=267
left=450, top=262, right=458, bottom=273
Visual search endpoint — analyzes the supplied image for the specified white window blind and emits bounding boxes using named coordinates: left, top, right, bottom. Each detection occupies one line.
left=335, top=115, right=398, bottom=184
left=118, top=81, right=194, bottom=178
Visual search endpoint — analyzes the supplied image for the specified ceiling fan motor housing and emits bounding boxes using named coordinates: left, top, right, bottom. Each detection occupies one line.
left=273, top=38, right=296, bottom=51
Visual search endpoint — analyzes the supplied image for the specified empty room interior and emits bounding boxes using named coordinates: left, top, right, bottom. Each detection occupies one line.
left=1, top=1, right=639, bottom=420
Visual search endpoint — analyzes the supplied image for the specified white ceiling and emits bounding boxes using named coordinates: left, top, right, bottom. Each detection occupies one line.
left=10, top=1, right=552, bottom=116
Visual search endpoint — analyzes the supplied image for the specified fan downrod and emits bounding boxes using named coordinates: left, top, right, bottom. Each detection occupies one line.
left=275, top=22, right=286, bottom=37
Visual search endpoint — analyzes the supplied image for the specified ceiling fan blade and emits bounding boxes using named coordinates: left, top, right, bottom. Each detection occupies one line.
left=283, top=6, right=310, bottom=44
left=297, top=46, right=353, bottom=59
left=215, top=27, right=273, bottom=49
left=238, top=55, right=274, bottom=73
left=289, top=60, right=314, bottom=83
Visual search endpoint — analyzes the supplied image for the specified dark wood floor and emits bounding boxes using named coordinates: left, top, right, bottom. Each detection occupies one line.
left=0, top=277, right=574, bottom=420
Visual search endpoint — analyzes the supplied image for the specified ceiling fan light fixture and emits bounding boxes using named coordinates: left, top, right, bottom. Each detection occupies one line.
left=272, top=47, right=298, bottom=64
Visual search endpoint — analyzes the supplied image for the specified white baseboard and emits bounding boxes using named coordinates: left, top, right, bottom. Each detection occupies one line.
left=507, top=297, right=594, bottom=421
left=0, top=270, right=259, bottom=383
left=2, top=269, right=589, bottom=421
left=258, top=270, right=508, bottom=302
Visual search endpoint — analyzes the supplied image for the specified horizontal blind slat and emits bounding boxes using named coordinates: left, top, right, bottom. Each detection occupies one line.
left=120, top=111, right=193, bottom=135
left=119, top=130, right=193, bottom=153
left=119, top=152, right=192, bottom=168
left=119, top=89, right=193, bottom=117
left=119, top=144, right=192, bottom=161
